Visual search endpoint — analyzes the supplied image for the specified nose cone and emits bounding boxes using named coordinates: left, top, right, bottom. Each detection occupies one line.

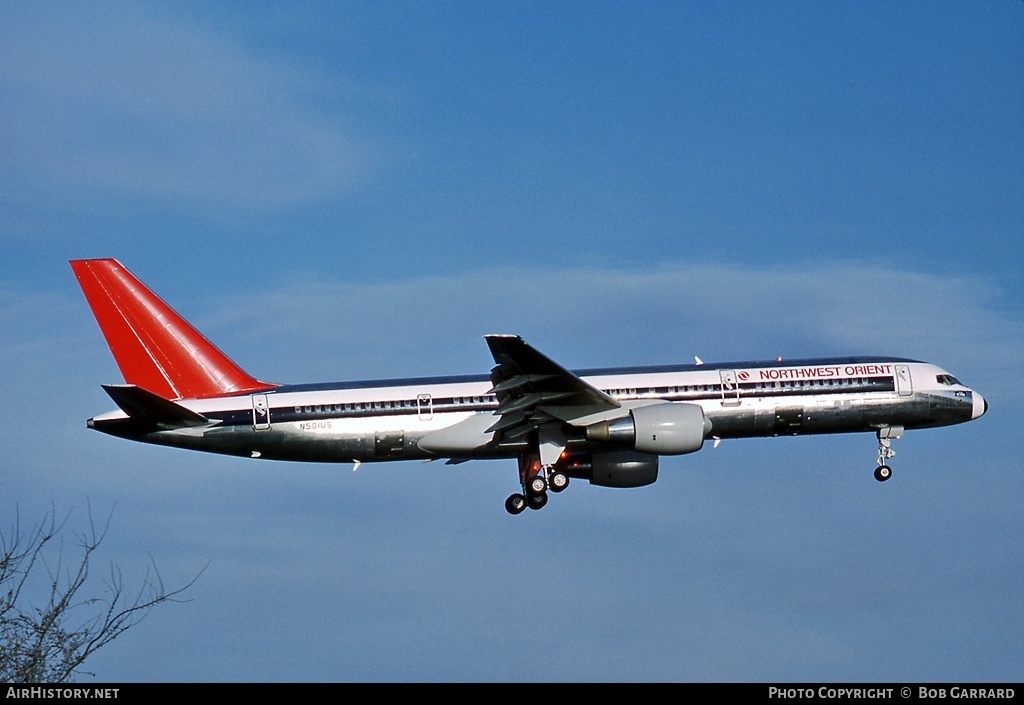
left=972, top=392, right=988, bottom=420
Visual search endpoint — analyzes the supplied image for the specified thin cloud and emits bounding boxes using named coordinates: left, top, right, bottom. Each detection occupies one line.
left=201, top=261, right=1020, bottom=402
left=1, top=257, right=1017, bottom=681
left=0, top=3, right=374, bottom=219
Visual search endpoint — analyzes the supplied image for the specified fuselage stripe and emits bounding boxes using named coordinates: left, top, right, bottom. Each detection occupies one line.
left=199, top=374, right=899, bottom=427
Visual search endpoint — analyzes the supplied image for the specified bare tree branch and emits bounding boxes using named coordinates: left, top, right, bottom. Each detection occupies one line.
left=0, top=503, right=203, bottom=683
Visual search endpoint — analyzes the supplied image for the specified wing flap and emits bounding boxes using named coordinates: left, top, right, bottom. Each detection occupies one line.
left=484, top=335, right=620, bottom=439
left=488, top=374, right=556, bottom=395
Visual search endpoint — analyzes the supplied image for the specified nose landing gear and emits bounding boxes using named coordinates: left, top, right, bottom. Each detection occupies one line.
left=874, top=427, right=902, bottom=482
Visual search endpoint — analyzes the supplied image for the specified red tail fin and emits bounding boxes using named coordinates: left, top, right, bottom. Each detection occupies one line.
left=71, top=258, right=275, bottom=400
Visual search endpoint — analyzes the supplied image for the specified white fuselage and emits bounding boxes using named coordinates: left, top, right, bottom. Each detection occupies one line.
left=89, top=357, right=985, bottom=464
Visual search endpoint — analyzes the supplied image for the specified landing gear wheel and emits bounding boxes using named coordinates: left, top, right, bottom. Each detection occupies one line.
left=527, top=492, right=548, bottom=510
left=548, top=471, right=569, bottom=493
left=505, top=493, right=527, bottom=515
left=874, top=465, right=892, bottom=482
left=527, top=475, right=548, bottom=496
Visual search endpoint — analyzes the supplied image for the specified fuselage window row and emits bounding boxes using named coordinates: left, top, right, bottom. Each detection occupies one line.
left=278, top=375, right=895, bottom=422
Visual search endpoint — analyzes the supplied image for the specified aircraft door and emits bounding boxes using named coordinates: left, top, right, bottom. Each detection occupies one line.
left=895, top=365, right=913, bottom=396
left=417, top=394, right=433, bottom=421
left=375, top=431, right=405, bottom=458
left=252, top=393, right=270, bottom=430
left=720, top=369, right=740, bottom=406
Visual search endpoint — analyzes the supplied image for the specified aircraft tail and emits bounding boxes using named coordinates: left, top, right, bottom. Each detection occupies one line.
left=101, top=384, right=211, bottom=428
left=71, top=258, right=275, bottom=400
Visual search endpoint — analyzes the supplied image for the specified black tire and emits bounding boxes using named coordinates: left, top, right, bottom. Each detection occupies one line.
left=527, top=475, right=547, bottom=496
left=549, top=471, right=569, bottom=493
left=874, top=465, right=892, bottom=482
left=505, top=493, right=527, bottom=515
left=527, top=492, right=548, bottom=510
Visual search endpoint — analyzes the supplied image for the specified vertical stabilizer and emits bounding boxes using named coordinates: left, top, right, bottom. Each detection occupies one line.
left=71, top=258, right=275, bottom=400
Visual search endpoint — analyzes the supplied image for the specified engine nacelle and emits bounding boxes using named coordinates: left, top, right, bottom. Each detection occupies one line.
left=558, top=451, right=659, bottom=488
left=585, top=402, right=709, bottom=455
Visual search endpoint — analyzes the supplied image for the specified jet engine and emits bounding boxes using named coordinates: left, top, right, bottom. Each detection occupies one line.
left=557, top=450, right=660, bottom=488
left=585, top=402, right=709, bottom=455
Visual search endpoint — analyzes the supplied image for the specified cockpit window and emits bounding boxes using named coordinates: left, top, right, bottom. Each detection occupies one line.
left=936, top=374, right=961, bottom=386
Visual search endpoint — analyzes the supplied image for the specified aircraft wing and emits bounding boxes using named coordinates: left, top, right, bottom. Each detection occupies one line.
left=484, top=335, right=621, bottom=439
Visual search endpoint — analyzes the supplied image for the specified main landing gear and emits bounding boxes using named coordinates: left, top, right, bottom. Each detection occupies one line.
left=874, top=426, right=902, bottom=482
left=505, top=457, right=570, bottom=515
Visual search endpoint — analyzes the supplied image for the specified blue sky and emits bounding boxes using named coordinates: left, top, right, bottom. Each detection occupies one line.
left=1, top=1, right=1021, bottom=682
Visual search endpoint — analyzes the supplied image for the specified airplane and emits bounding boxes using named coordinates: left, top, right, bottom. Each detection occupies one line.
left=71, top=258, right=988, bottom=515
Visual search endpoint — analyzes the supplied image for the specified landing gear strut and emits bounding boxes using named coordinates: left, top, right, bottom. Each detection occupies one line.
left=505, top=455, right=560, bottom=515
left=874, top=427, right=902, bottom=482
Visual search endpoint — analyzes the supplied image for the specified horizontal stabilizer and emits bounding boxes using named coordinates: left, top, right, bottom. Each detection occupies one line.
left=102, top=384, right=210, bottom=428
